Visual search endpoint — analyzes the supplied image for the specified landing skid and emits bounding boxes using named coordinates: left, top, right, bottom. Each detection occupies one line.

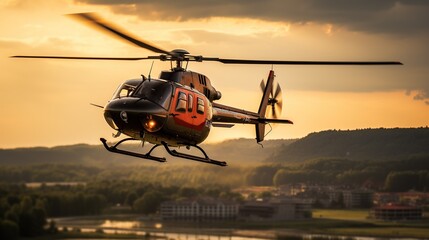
left=100, top=138, right=166, bottom=162
left=100, top=138, right=227, bottom=166
left=161, top=141, right=227, bottom=166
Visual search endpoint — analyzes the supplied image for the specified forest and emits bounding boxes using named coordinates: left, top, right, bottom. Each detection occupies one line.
left=0, top=180, right=243, bottom=239
left=0, top=154, right=428, bottom=190
left=271, top=127, right=429, bottom=162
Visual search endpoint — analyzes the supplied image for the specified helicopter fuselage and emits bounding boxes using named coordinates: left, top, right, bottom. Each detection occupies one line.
left=104, top=77, right=212, bottom=146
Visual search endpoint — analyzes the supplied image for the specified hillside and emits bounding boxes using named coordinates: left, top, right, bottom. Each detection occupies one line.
left=269, top=128, right=429, bottom=162
left=0, top=138, right=294, bottom=166
left=1, top=128, right=428, bottom=166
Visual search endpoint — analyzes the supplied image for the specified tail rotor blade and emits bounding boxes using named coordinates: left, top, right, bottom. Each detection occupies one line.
left=274, top=83, right=282, bottom=99
left=274, top=101, right=282, bottom=119
left=270, top=80, right=275, bottom=98
left=265, top=106, right=273, bottom=119
left=269, top=82, right=283, bottom=119
left=260, top=80, right=265, bottom=93
left=277, top=95, right=283, bottom=114
left=272, top=104, right=276, bottom=118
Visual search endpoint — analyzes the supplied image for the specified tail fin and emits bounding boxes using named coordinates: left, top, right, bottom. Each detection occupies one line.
left=256, top=70, right=275, bottom=142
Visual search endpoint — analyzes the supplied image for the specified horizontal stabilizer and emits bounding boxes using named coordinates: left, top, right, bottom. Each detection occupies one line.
left=212, top=123, right=235, bottom=128
left=258, top=118, right=293, bottom=124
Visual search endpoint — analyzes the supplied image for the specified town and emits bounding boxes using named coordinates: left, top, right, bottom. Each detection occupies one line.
left=159, top=184, right=427, bottom=222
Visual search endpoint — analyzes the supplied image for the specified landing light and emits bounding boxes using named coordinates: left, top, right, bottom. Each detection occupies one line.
left=147, top=119, right=156, bottom=129
left=144, top=118, right=158, bottom=132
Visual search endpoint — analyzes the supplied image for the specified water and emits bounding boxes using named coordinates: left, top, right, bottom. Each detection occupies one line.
left=55, top=218, right=421, bottom=240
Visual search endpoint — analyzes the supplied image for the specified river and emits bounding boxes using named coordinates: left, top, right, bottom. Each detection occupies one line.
left=53, top=216, right=422, bottom=240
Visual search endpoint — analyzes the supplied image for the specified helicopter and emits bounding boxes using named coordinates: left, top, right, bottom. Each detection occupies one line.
left=12, top=13, right=402, bottom=166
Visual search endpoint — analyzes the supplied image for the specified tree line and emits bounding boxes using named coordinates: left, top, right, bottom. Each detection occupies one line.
left=1, top=155, right=428, bottom=191
left=248, top=155, right=429, bottom=191
left=271, top=128, right=429, bottom=162
left=0, top=195, right=49, bottom=239
left=0, top=180, right=244, bottom=238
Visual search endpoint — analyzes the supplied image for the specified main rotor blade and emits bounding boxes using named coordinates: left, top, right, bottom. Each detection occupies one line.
left=203, top=58, right=403, bottom=65
left=69, top=13, right=169, bottom=54
left=11, top=55, right=159, bottom=61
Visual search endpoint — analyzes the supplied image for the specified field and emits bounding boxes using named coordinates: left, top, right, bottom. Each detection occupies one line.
left=310, top=209, right=429, bottom=239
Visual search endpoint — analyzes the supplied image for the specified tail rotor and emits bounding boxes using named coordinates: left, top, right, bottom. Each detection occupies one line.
left=256, top=70, right=291, bottom=143
left=260, top=80, right=283, bottom=119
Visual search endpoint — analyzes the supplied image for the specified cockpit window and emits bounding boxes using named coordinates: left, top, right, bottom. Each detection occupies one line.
left=118, top=88, right=132, bottom=98
left=132, top=80, right=173, bottom=110
left=112, top=83, right=136, bottom=99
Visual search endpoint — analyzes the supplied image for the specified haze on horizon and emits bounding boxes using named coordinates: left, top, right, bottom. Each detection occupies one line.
left=1, top=0, right=428, bottom=148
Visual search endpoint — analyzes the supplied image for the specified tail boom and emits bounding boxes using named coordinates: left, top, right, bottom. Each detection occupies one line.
left=211, top=70, right=292, bottom=143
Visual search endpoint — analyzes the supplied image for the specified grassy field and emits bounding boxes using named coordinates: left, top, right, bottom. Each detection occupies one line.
left=311, top=209, right=429, bottom=239
left=313, top=209, right=370, bottom=221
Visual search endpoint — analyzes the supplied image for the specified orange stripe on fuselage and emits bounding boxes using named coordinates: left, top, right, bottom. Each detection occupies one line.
left=170, top=87, right=207, bottom=132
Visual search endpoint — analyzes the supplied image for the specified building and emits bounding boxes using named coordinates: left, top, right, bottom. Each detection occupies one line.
left=160, top=198, right=239, bottom=221
left=373, top=192, right=429, bottom=207
left=233, top=186, right=278, bottom=199
left=342, top=190, right=373, bottom=208
left=371, top=204, right=423, bottom=220
left=239, top=198, right=312, bottom=221
left=278, top=184, right=307, bottom=196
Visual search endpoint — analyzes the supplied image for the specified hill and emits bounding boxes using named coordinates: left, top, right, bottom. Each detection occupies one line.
left=0, top=138, right=294, bottom=166
left=269, top=127, right=429, bottom=162
left=1, top=127, right=428, bottom=166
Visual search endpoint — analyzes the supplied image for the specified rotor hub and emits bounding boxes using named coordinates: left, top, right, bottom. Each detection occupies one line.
left=170, top=49, right=190, bottom=56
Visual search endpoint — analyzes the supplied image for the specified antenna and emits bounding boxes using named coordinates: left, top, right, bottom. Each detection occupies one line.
left=148, top=61, right=154, bottom=80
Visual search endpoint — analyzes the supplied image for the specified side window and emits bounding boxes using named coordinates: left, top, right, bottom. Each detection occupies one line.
left=176, top=92, right=187, bottom=112
left=188, top=94, right=194, bottom=112
left=197, top=97, right=205, bottom=114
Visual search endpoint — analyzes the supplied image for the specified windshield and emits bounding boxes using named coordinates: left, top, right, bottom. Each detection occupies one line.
left=111, top=79, right=142, bottom=100
left=132, top=80, right=173, bottom=109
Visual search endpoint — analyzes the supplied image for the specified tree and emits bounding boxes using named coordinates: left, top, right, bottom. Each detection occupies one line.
left=0, top=220, right=19, bottom=240
left=246, top=166, right=278, bottom=186
left=124, top=192, right=138, bottom=207
left=179, top=187, right=198, bottom=198
left=33, top=202, right=47, bottom=235
left=385, top=171, right=420, bottom=191
left=133, top=191, right=163, bottom=214
left=259, top=191, right=272, bottom=199
left=0, top=198, right=10, bottom=218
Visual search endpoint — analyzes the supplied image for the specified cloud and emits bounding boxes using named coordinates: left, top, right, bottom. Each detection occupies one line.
left=413, top=90, right=429, bottom=105
left=76, top=0, right=429, bottom=35
left=6, top=0, right=429, bottom=104
left=74, top=0, right=429, bottom=103
left=0, top=39, right=27, bottom=50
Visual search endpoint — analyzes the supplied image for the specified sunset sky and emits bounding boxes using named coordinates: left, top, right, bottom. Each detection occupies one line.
left=1, top=0, right=428, bottom=148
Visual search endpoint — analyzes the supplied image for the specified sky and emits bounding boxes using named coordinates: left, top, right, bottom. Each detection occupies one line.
left=1, top=0, right=429, bottom=148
